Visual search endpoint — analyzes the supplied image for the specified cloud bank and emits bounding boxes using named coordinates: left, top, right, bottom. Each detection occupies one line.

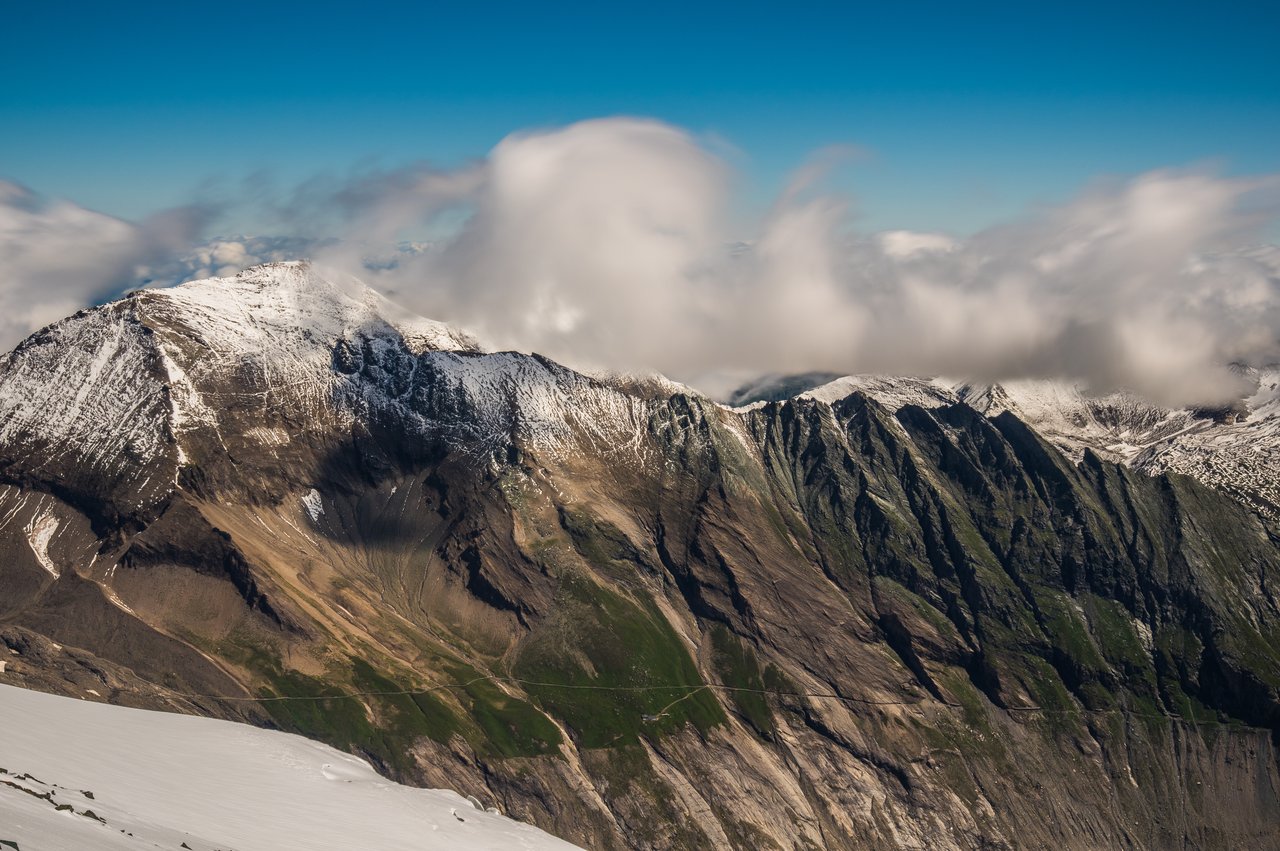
left=305, top=119, right=1280, bottom=405
left=2, top=118, right=1279, bottom=406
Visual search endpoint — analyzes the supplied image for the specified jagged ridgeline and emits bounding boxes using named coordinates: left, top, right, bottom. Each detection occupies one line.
left=2, top=263, right=1280, bottom=850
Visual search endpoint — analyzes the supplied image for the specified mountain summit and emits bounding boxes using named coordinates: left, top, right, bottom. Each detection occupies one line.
left=3, top=265, right=1280, bottom=849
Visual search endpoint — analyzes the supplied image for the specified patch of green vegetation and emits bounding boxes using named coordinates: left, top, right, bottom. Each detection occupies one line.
left=350, top=658, right=460, bottom=746
left=1036, top=590, right=1107, bottom=676
left=871, top=576, right=959, bottom=637
left=525, top=535, right=568, bottom=561
left=763, top=663, right=799, bottom=695
left=1017, top=654, right=1083, bottom=737
left=1219, top=615, right=1280, bottom=691
left=1158, top=674, right=1221, bottom=731
left=225, top=638, right=464, bottom=773
left=921, top=668, right=1007, bottom=763
left=495, top=470, right=537, bottom=512
left=709, top=625, right=773, bottom=737
left=1082, top=595, right=1149, bottom=673
left=1076, top=681, right=1118, bottom=711
left=251, top=661, right=385, bottom=760
left=1152, top=624, right=1219, bottom=728
left=760, top=499, right=809, bottom=560
left=446, top=663, right=563, bottom=759
left=226, top=632, right=567, bottom=765
left=585, top=743, right=655, bottom=797
left=559, top=509, right=633, bottom=563
left=581, top=746, right=712, bottom=849
left=1152, top=621, right=1239, bottom=731
left=515, top=572, right=725, bottom=748
left=952, top=521, right=1001, bottom=574
left=557, top=508, right=648, bottom=585
left=938, top=668, right=990, bottom=732
left=1128, top=692, right=1169, bottom=742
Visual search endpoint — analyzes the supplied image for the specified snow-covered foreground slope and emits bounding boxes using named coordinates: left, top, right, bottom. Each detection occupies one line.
left=0, top=684, right=580, bottom=851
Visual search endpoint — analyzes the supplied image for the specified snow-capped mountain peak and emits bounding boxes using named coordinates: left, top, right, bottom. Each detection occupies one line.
left=0, top=263, right=680, bottom=526
left=137, top=261, right=481, bottom=358
left=0, top=262, right=489, bottom=514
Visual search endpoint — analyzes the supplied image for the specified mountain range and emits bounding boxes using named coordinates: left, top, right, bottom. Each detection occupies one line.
left=737, top=368, right=1280, bottom=520
left=3, top=262, right=1280, bottom=849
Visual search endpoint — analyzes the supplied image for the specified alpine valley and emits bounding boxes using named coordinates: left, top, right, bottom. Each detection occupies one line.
left=4, top=262, right=1280, bottom=850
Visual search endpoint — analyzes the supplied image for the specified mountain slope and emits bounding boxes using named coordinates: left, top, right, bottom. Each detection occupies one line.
left=3, top=263, right=1280, bottom=849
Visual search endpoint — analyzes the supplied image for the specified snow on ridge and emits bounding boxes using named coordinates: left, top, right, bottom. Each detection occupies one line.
left=9, top=258, right=1271, bottom=512
left=0, top=260, right=666, bottom=480
left=136, top=262, right=487, bottom=429
left=796, top=369, right=1280, bottom=517
left=0, top=683, right=580, bottom=851
left=585, top=368, right=701, bottom=401
left=142, top=261, right=480, bottom=360
left=0, top=301, right=173, bottom=497
left=790, top=373, right=1214, bottom=464
left=348, top=350, right=660, bottom=465
left=793, top=373, right=1206, bottom=464
left=801, top=374, right=959, bottom=411
left=955, top=379, right=1199, bottom=462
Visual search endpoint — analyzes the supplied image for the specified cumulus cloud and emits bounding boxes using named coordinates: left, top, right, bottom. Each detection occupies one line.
left=3, top=118, right=1279, bottom=407
left=304, top=119, right=729, bottom=373
left=0, top=181, right=212, bottom=351
left=157, top=235, right=330, bottom=283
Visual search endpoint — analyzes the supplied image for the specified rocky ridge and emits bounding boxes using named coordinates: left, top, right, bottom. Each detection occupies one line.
left=776, top=370, right=1280, bottom=519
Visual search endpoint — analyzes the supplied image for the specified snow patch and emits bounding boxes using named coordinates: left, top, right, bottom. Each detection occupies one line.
left=102, top=586, right=136, bottom=616
left=302, top=489, right=325, bottom=523
left=25, top=509, right=60, bottom=577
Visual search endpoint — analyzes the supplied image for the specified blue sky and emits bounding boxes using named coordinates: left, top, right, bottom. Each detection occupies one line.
left=4, top=0, right=1279, bottom=235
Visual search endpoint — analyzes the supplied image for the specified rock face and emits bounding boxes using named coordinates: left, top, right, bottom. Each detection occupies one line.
left=3, top=262, right=1280, bottom=849
left=782, top=371, right=1280, bottom=520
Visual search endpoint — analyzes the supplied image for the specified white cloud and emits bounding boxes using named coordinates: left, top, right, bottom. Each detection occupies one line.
left=878, top=230, right=958, bottom=259
left=318, top=122, right=1280, bottom=406
left=0, top=181, right=210, bottom=351
left=156, top=235, right=327, bottom=284
left=315, top=118, right=732, bottom=372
